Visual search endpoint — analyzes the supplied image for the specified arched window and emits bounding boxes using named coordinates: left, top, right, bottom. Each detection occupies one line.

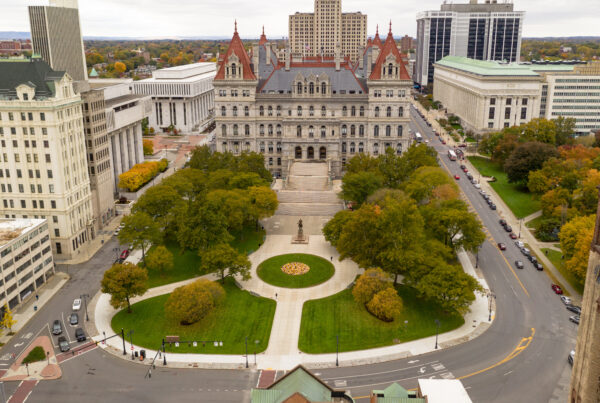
left=350, top=125, right=356, bottom=136
left=388, top=63, right=393, bottom=76
left=276, top=105, right=282, bottom=116
left=232, top=106, right=238, bottom=117
left=342, top=106, right=347, bottom=116
left=259, top=141, right=265, bottom=152
left=321, top=106, right=326, bottom=117
left=320, top=126, right=326, bottom=138
left=221, top=124, right=227, bottom=135
left=244, top=106, right=249, bottom=117
left=351, top=106, right=356, bottom=116
left=358, top=142, right=364, bottom=153
left=297, top=125, right=302, bottom=137
left=277, top=142, right=282, bottom=152
left=297, top=106, right=303, bottom=116
left=375, top=107, right=380, bottom=117
left=221, top=106, right=226, bottom=117
left=386, top=125, right=391, bottom=137
left=309, top=105, right=314, bottom=116
left=245, top=141, right=250, bottom=151
left=360, top=106, right=365, bottom=117
left=259, top=124, right=265, bottom=135
left=233, top=124, right=238, bottom=136
left=268, top=142, right=274, bottom=153
left=386, top=106, right=392, bottom=117
left=396, top=143, right=402, bottom=155
left=398, top=107, right=404, bottom=117
left=259, top=105, right=264, bottom=116
left=309, top=82, right=315, bottom=94
left=297, top=82, right=303, bottom=94
left=359, top=125, right=365, bottom=137
left=309, top=126, right=314, bottom=138
left=397, top=125, right=403, bottom=137
left=374, top=125, right=379, bottom=137
left=341, top=125, right=347, bottom=136
left=276, top=124, right=282, bottom=136
left=268, top=106, right=273, bottom=116
left=321, top=82, right=326, bottom=94
left=231, top=63, right=237, bottom=77
left=373, top=143, right=379, bottom=155
left=350, top=142, right=355, bottom=153
left=268, top=124, right=273, bottom=136
left=342, top=142, right=347, bottom=153
left=244, top=124, right=250, bottom=136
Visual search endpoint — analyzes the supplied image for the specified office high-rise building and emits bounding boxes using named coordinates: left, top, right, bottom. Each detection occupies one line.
left=415, top=0, right=524, bottom=87
left=28, top=0, right=87, bottom=82
left=289, top=0, right=367, bottom=61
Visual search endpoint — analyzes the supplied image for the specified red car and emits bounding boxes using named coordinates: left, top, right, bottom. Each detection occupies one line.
left=498, top=242, right=506, bottom=250
left=509, top=233, right=518, bottom=239
left=454, top=175, right=460, bottom=180
left=458, top=143, right=467, bottom=148
left=462, top=167, right=468, bottom=173
left=441, top=140, right=446, bottom=144
left=551, top=284, right=563, bottom=295
left=120, top=249, right=130, bottom=260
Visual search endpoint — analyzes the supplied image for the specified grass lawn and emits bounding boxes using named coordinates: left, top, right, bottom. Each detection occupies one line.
left=298, top=286, right=464, bottom=353
left=526, top=215, right=544, bottom=230
left=542, top=248, right=584, bottom=295
left=22, top=346, right=46, bottom=364
left=111, top=279, right=276, bottom=354
left=468, top=156, right=540, bottom=219
left=257, top=254, right=335, bottom=288
left=145, top=226, right=265, bottom=288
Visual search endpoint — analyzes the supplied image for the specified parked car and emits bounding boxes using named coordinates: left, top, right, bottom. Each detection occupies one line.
left=551, top=284, right=563, bottom=294
left=499, top=219, right=507, bottom=226
left=504, top=225, right=513, bottom=232
left=460, top=164, right=466, bottom=169
left=69, top=313, right=79, bottom=326
left=466, top=173, right=473, bottom=180
left=509, top=233, right=518, bottom=239
left=462, top=167, right=468, bottom=173
left=529, top=256, right=538, bottom=264
left=515, top=240, right=525, bottom=248
left=120, top=249, right=130, bottom=261
left=566, top=305, right=581, bottom=315
left=534, top=262, right=544, bottom=271
left=113, top=228, right=120, bottom=236
left=569, top=315, right=580, bottom=325
left=489, top=203, right=497, bottom=210
left=568, top=350, right=575, bottom=365
left=459, top=143, right=467, bottom=148
left=72, top=299, right=81, bottom=311
left=454, top=175, right=460, bottom=180
left=474, top=183, right=481, bottom=189
left=520, top=247, right=531, bottom=257
left=52, top=320, right=62, bottom=335
left=441, top=140, right=446, bottom=144
left=497, top=242, right=506, bottom=250
left=58, top=336, right=70, bottom=352
left=515, top=260, right=524, bottom=269
left=75, top=328, right=86, bottom=342
left=561, top=296, right=572, bottom=305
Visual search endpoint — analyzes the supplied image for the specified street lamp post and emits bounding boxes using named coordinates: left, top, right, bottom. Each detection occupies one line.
left=129, top=330, right=135, bottom=360
left=336, top=335, right=339, bottom=367
left=46, top=351, right=50, bottom=365
left=80, top=294, right=90, bottom=321
left=245, top=337, right=248, bottom=369
left=487, top=291, right=496, bottom=322
left=518, top=219, right=522, bottom=239
left=121, top=328, right=127, bottom=355
left=162, top=339, right=167, bottom=366
left=434, top=319, right=441, bottom=349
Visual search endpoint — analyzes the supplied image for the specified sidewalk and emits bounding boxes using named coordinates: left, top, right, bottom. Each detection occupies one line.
left=57, top=218, right=122, bottom=265
left=1, top=336, right=61, bottom=381
left=463, top=156, right=580, bottom=299
left=0, top=272, right=69, bottom=345
left=92, top=236, right=493, bottom=371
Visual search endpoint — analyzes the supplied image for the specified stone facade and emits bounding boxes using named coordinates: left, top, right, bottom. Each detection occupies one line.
left=214, top=25, right=412, bottom=179
left=569, top=189, right=600, bottom=403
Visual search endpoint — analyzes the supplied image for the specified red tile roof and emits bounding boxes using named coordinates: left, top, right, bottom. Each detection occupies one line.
left=259, top=26, right=268, bottom=46
left=214, top=21, right=257, bottom=81
left=369, top=23, right=411, bottom=80
left=373, top=25, right=383, bottom=49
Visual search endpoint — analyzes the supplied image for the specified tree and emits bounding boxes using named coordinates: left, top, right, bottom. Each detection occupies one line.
left=322, top=210, right=353, bottom=247
left=366, top=288, right=403, bottom=322
left=206, top=189, right=250, bottom=231
left=415, top=264, right=482, bottom=314
left=504, top=142, right=560, bottom=183
left=392, top=143, right=438, bottom=183
left=176, top=201, right=232, bottom=252
left=1, top=304, right=16, bottom=332
left=352, top=268, right=392, bottom=305
left=403, top=166, right=456, bottom=204
left=143, top=139, right=154, bottom=155
left=114, top=61, right=127, bottom=73
left=560, top=215, right=595, bottom=259
left=165, top=279, right=225, bottom=325
left=229, top=172, right=268, bottom=190
left=132, top=184, right=184, bottom=229
left=520, top=118, right=558, bottom=144
left=554, top=116, right=576, bottom=146
left=118, top=212, right=162, bottom=263
left=340, top=171, right=384, bottom=205
left=145, top=245, right=174, bottom=275
left=248, top=186, right=278, bottom=224
left=492, top=133, right=519, bottom=164
left=345, top=153, right=380, bottom=174
left=101, top=263, right=148, bottom=313
left=200, top=243, right=251, bottom=283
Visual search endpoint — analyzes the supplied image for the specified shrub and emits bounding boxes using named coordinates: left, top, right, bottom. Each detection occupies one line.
left=352, top=268, right=392, bottom=305
left=158, top=158, right=168, bottom=172
left=143, top=139, right=154, bottom=155
left=366, top=288, right=403, bottom=322
left=22, top=346, right=46, bottom=364
left=165, top=279, right=225, bottom=325
left=145, top=245, right=173, bottom=274
left=118, top=160, right=166, bottom=191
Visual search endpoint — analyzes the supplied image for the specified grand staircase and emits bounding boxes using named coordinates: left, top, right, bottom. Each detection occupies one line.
left=275, top=162, right=343, bottom=216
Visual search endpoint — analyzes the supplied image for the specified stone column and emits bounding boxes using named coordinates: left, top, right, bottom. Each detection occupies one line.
left=111, top=134, right=122, bottom=190
left=127, top=127, right=136, bottom=167
left=119, top=130, right=129, bottom=172
left=134, top=124, right=144, bottom=164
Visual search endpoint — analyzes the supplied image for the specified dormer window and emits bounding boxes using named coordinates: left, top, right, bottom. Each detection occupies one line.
left=309, top=82, right=314, bottom=94
left=321, top=82, right=326, bottom=94
left=226, top=55, right=242, bottom=79
left=297, top=82, right=303, bottom=94
left=231, top=63, right=237, bottom=77
left=23, top=93, right=29, bottom=101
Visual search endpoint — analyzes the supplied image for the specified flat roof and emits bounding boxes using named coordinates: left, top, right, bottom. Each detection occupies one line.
left=0, top=218, right=46, bottom=248
left=418, top=379, right=473, bottom=403
left=435, top=56, right=541, bottom=77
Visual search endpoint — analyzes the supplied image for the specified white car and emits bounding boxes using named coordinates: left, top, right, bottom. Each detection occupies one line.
left=72, top=298, right=82, bottom=311
left=474, top=183, right=481, bottom=189
left=561, top=296, right=572, bottom=305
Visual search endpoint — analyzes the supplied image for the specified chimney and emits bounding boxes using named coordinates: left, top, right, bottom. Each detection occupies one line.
left=358, top=47, right=364, bottom=70
left=367, top=51, right=372, bottom=76
left=469, top=0, right=477, bottom=4
left=252, top=43, right=259, bottom=76
left=335, top=43, right=341, bottom=71
left=265, top=42, right=271, bottom=65
left=285, top=48, right=290, bottom=71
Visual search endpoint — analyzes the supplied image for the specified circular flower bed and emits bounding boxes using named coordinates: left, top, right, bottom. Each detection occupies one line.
left=281, top=262, right=310, bottom=276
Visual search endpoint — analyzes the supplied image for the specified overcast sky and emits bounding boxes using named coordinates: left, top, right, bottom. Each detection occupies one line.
left=2, top=0, right=599, bottom=39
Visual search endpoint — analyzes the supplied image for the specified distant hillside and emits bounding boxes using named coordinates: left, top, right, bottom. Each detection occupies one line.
left=523, top=36, right=600, bottom=42
left=0, top=31, right=30, bottom=40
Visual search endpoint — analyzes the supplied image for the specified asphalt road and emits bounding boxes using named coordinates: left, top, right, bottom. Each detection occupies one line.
left=0, top=109, right=577, bottom=402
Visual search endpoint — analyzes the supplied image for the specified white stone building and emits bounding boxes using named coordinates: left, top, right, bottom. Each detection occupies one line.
left=214, top=25, right=413, bottom=178
left=132, top=63, right=215, bottom=133
left=0, top=219, right=54, bottom=311
left=0, top=58, right=94, bottom=259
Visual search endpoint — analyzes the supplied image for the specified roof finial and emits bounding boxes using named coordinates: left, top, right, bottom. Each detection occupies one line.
left=376, top=24, right=379, bottom=35
left=234, top=20, right=238, bottom=33
left=262, top=25, right=265, bottom=36
left=389, top=20, right=392, bottom=34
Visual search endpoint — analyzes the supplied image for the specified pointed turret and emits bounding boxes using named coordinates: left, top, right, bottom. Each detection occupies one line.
left=259, top=26, right=268, bottom=46
left=368, top=22, right=411, bottom=80
left=215, top=21, right=257, bottom=80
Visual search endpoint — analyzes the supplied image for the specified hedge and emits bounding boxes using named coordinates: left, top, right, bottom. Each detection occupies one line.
left=118, top=159, right=169, bottom=192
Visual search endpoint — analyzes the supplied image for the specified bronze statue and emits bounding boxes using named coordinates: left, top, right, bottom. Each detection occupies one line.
left=297, top=219, right=304, bottom=238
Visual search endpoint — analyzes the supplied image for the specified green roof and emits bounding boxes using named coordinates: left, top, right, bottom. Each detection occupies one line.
left=435, top=56, right=540, bottom=76
left=251, top=366, right=335, bottom=403
left=90, top=67, right=99, bottom=77
left=371, top=383, right=425, bottom=403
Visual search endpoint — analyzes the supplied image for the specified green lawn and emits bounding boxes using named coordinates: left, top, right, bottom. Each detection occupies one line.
left=542, top=248, right=584, bottom=295
left=468, top=156, right=540, bottom=218
left=145, top=226, right=265, bottom=288
left=526, top=215, right=543, bottom=230
left=111, top=279, right=276, bottom=354
left=257, top=254, right=335, bottom=288
left=298, top=286, right=464, bottom=353
left=22, top=346, right=46, bottom=364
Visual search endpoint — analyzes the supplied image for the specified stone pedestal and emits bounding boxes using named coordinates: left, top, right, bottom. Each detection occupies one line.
left=291, top=234, right=309, bottom=244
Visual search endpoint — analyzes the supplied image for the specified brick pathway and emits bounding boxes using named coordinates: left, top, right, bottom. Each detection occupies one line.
left=257, top=370, right=276, bottom=388
left=7, top=380, right=37, bottom=403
